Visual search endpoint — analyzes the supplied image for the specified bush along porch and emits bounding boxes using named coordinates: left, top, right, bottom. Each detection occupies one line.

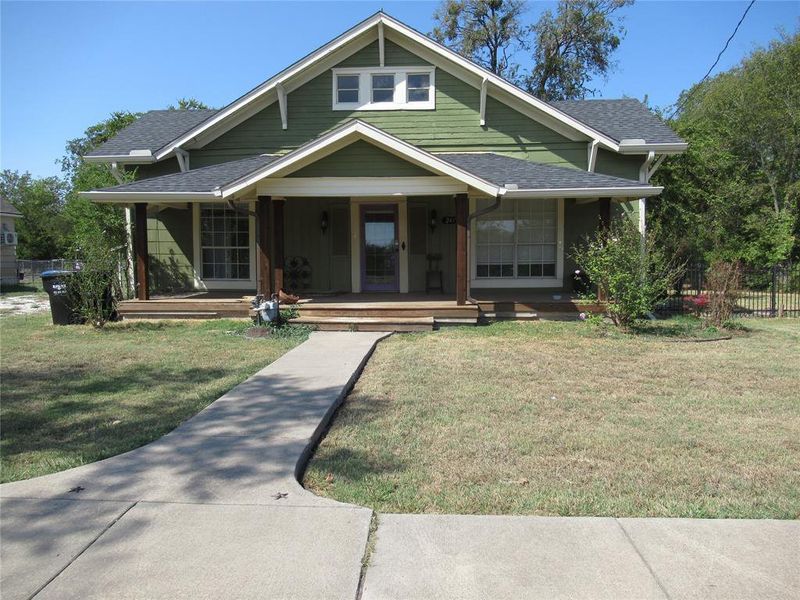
left=80, top=12, right=686, bottom=329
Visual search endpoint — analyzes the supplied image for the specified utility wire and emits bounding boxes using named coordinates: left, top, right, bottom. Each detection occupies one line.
left=667, top=0, right=757, bottom=119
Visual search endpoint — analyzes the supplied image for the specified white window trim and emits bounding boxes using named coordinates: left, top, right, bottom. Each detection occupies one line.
left=332, top=66, right=435, bottom=111
left=192, top=202, right=256, bottom=290
left=470, top=198, right=564, bottom=289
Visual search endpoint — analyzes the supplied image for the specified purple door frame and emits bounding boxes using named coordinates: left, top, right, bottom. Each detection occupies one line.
left=360, top=204, right=400, bottom=292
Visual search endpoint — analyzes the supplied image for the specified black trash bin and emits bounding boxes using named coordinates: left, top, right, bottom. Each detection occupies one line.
left=41, top=270, right=78, bottom=325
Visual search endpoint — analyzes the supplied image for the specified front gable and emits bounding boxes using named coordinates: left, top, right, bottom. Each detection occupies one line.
left=193, top=39, right=588, bottom=171
left=287, top=139, right=434, bottom=178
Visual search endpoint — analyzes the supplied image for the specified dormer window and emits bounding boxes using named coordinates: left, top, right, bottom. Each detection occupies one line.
left=371, top=74, right=395, bottom=103
left=406, top=73, right=430, bottom=102
left=332, top=67, right=435, bottom=111
left=336, top=75, right=360, bottom=104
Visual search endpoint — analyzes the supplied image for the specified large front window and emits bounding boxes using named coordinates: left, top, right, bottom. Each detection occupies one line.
left=200, top=204, right=250, bottom=279
left=475, top=198, right=558, bottom=279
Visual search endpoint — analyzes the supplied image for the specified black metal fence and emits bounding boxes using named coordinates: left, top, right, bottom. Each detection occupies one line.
left=657, top=262, right=800, bottom=318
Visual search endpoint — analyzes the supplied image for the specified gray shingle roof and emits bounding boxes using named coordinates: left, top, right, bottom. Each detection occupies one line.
left=85, top=109, right=219, bottom=157
left=99, top=155, right=279, bottom=193
left=549, top=99, right=684, bottom=145
left=437, top=153, right=646, bottom=190
left=98, top=150, right=648, bottom=194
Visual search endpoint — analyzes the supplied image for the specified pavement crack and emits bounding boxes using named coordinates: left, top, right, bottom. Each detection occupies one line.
left=355, top=511, right=379, bottom=600
left=614, top=518, right=672, bottom=600
left=28, top=501, right=138, bottom=600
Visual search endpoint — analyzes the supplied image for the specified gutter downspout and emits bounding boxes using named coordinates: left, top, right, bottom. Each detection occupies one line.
left=465, top=193, right=503, bottom=304
left=638, top=151, right=656, bottom=237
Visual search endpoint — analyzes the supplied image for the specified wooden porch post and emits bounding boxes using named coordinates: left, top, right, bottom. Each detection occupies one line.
left=134, top=202, right=149, bottom=301
left=455, top=193, right=468, bottom=305
left=257, top=195, right=273, bottom=296
left=273, top=198, right=285, bottom=293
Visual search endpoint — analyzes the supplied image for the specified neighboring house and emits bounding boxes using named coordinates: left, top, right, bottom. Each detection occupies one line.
left=81, top=12, right=685, bottom=307
left=0, top=197, right=21, bottom=286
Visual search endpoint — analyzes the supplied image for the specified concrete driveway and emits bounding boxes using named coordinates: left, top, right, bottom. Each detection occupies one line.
left=2, top=331, right=797, bottom=599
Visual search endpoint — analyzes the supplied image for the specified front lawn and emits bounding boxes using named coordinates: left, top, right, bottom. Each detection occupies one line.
left=1, top=314, right=306, bottom=482
left=304, top=318, right=800, bottom=518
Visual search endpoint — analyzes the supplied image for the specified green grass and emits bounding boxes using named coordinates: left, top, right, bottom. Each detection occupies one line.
left=304, top=318, right=800, bottom=519
left=0, top=314, right=307, bottom=482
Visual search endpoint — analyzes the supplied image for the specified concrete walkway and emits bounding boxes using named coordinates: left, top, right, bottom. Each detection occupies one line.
left=2, top=331, right=798, bottom=599
left=1, top=331, right=388, bottom=600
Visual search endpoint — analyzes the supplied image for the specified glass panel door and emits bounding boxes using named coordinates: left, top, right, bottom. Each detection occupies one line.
left=361, top=206, right=399, bottom=292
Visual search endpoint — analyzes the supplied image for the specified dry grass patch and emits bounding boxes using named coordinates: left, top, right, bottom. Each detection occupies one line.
left=304, top=319, right=800, bottom=518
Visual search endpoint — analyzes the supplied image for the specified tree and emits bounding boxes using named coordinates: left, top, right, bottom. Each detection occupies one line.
left=432, top=0, right=527, bottom=80
left=525, top=0, right=633, bottom=100
left=652, top=32, right=800, bottom=267
left=0, top=170, right=68, bottom=259
left=168, top=97, right=212, bottom=110
left=60, top=111, right=140, bottom=257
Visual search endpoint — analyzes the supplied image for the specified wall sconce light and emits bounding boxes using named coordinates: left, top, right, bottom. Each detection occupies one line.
left=320, top=211, right=329, bottom=234
left=429, top=209, right=438, bottom=233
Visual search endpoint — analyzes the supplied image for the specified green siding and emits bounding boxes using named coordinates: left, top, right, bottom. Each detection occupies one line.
left=191, top=40, right=587, bottom=169
left=408, top=196, right=457, bottom=294
left=147, top=207, right=194, bottom=292
left=594, top=149, right=643, bottom=180
left=135, top=158, right=181, bottom=180
left=288, top=140, right=432, bottom=177
left=283, top=198, right=350, bottom=292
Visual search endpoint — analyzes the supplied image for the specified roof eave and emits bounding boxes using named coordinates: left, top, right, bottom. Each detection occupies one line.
left=505, top=186, right=664, bottom=199
left=617, top=142, right=688, bottom=155
left=83, top=153, right=157, bottom=165
left=80, top=190, right=220, bottom=203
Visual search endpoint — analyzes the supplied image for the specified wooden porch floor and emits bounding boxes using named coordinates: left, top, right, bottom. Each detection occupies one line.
left=117, top=290, right=601, bottom=327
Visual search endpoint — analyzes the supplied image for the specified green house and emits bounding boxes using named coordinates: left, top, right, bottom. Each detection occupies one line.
left=82, top=12, right=685, bottom=314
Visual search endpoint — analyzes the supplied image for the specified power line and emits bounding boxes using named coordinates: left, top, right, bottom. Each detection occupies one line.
left=667, top=0, right=757, bottom=119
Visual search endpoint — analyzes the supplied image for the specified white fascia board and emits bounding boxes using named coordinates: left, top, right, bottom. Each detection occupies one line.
left=505, top=186, right=663, bottom=199
left=219, top=120, right=502, bottom=198
left=379, top=15, right=620, bottom=150
left=80, top=190, right=218, bottom=203
left=257, top=176, right=466, bottom=197
left=154, top=13, right=384, bottom=159
left=618, top=142, right=688, bottom=155
left=83, top=154, right=156, bottom=165
left=157, top=12, right=622, bottom=159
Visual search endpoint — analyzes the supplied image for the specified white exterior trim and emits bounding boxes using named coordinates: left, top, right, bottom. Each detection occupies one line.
left=349, top=197, right=409, bottom=293
left=504, top=186, right=661, bottom=199
left=276, top=82, right=288, bottom=130
left=191, top=201, right=257, bottom=290
left=151, top=12, right=630, bottom=159
left=257, top=176, right=466, bottom=197
left=469, top=197, right=565, bottom=289
left=332, top=66, right=435, bottom=111
left=618, top=141, right=687, bottom=155
left=479, top=78, right=488, bottom=126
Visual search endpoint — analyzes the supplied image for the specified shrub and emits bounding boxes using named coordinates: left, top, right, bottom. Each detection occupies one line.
left=571, top=218, right=684, bottom=327
left=705, top=261, right=742, bottom=327
left=67, top=245, right=121, bottom=328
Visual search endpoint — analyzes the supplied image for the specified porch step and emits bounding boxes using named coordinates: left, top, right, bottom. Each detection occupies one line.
left=289, top=315, right=435, bottom=332
left=296, top=305, right=479, bottom=319
left=121, top=311, right=220, bottom=320
left=481, top=311, right=540, bottom=321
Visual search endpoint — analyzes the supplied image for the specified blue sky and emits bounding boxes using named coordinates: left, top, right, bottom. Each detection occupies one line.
left=1, top=1, right=797, bottom=178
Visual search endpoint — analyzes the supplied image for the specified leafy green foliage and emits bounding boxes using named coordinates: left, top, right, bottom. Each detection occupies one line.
left=0, top=171, right=68, bottom=259
left=66, top=244, right=121, bottom=328
left=652, top=32, right=800, bottom=266
left=431, top=0, right=631, bottom=99
left=167, top=98, right=212, bottom=110
left=525, top=0, right=632, bottom=100
left=571, top=218, right=684, bottom=327
left=432, top=0, right=527, bottom=80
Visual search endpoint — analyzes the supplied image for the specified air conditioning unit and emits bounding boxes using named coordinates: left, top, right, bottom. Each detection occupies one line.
left=1, top=232, right=18, bottom=245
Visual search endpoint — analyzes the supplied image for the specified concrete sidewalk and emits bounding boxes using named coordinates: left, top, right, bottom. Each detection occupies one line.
left=2, top=330, right=798, bottom=600
left=1, top=331, right=388, bottom=600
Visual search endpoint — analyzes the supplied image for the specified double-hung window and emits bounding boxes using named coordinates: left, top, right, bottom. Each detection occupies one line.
left=332, top=67, right=435, bottom=110
left=200, top=204, right=250, bottom=280
left=475, top=198, right=559, bottom=280
left=336, top=74, right=360, bottom=104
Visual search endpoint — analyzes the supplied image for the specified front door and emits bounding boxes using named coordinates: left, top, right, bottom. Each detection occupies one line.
left=361, top=205, right=399, bottom=292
